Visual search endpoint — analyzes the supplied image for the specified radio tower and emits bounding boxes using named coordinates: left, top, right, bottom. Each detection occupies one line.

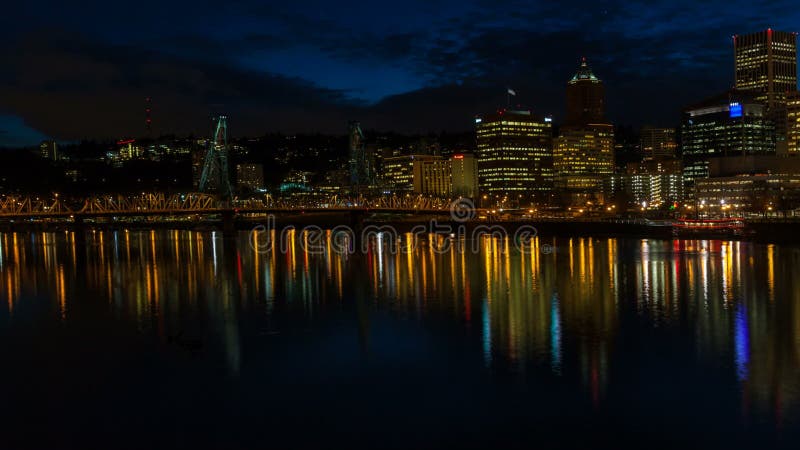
left=145, top=97, right=152, bottom=135
left=199, top=115, right=233, bottom=199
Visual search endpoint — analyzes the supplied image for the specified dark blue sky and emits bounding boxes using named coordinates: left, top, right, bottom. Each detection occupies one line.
left=1, top=0, right=798, bottom=146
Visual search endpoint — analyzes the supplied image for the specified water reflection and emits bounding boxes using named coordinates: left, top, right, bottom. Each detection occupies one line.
left=1, top=230, right=800, bottom=431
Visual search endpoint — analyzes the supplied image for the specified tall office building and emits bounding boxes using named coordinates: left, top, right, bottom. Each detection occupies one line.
left=475, top=110, right=553, bottom=204
left=450, top=153, right=479, bottom=198
left=555, top=58, right=615, bottom=205
left=681, top=90, right=775, bottom=189
left=566, top=57, right=605, bottom=126
left=553, top=124, right=615, bottom=203
left=640, top=127, right=677, bottom=160
left=412, top=158, right=451, bottom=196
left=383, top=154, right=439, bottom=193
left=787, top=91, right=800, bottom=155
left=734, top=29, right=797, bottom=110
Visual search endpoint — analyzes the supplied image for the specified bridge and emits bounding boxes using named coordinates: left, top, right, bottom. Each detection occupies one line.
left=0, top=193, right=456, bottom=220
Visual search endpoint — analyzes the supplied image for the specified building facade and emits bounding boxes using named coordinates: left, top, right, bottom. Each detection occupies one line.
left=412, top=157, right=451, bottom=196
left=681, top=91, right=775, bottom=189
left=553, top=124, right=615, bottom=203
left=695, top=174, right=800, bottom=213
left=555, top=59, right=615, bottom=206
left=566, top=57, right=605, bottom=126
left=787, top=91, right=800, bottom=155
left=475, top=110, right=553, bottom=204
left=450, top=153, right=479, bottom=198
left=734, top=29, right=797, bottom=111
left=608, top=158, right=684, bottom=209
left=383, top=154, right=438, bottom=193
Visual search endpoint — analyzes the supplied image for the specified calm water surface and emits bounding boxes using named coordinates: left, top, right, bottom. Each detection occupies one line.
left=0, top=230, right=799, bottom=449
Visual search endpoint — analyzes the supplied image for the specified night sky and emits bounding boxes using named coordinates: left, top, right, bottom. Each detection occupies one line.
left=1, top=0, right=799, bottom=146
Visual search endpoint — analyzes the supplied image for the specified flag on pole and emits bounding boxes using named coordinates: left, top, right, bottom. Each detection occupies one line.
left=507, top=88, right=516, bottom=96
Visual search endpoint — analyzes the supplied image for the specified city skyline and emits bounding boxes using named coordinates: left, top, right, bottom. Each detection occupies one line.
left=2, top=0, right=800, bottom=147
left=6, top=4, right=800, bottom=449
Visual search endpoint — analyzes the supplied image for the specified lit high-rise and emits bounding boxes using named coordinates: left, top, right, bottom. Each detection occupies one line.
left=786, top=91, right=800, bottom=155
left=450, top=153, right=479, bottom=198
left=554, top=58, right=615, bottom=205
left=475, top=110, right=553, bottom=204
left=566, top=57, right=605, bottom=126
left=681, top=90, right=775, bottom=189
left=734, top=29, right=797, bottom=110
left=553, top=125, right=614, bottom=201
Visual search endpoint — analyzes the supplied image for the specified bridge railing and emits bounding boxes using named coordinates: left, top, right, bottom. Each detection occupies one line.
left=0, top=196, right=75, bottom=216
left=0, top=192, right=457, bottom=217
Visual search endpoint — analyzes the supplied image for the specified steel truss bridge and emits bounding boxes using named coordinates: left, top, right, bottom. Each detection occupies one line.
left=0, top=193, right=455, bottom=219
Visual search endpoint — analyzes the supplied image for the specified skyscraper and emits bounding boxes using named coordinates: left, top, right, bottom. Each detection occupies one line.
left=734, top=29, right=797, bottom=110
left=553, top=124, right=615, bottom=202
left=450, top=153, right=479, bottom=198
left=412, top=157, right=451, bottom=197
left=681, top=90, right=775, bottom=189
left=786, top=91, right=800, bottom=155
left=555, top=58, right=615, bottom=205
left=566, top=57, right=605, bottom=126
left=383, top=154, right=438, bottom=193
left=475, top=110, right=553, bottom=204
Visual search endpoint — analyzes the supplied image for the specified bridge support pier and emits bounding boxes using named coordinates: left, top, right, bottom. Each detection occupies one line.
left=349, top=210, right=366, bottom=248
left=221, top=209, right=236, bottom=236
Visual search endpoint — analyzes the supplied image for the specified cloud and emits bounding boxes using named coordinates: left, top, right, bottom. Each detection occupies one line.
left=1, top=0, right=798, bottom=144
left=0, top=31, right=362, bottom=140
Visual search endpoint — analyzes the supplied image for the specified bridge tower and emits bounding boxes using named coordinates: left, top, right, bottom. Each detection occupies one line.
left=199, top=115, right=233, bottom=199
left=348, top=121, right=372, bottom=193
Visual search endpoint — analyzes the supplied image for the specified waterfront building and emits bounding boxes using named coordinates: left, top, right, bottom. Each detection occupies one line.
left=566, top=57, right=605, bottom=126
left=787, top=91, right=800, bottom=155
left=554, top=58, right=615, bottom=206
left=450, top=153, right=479, bottom=198
left=475, top=110, right=553, bottom=204
left=681, top=90, right=775, bottom=190
left=707, top=154, right=800, bottom=177
left=694, top=173, right=800, bottom=213
left=734, top=29, right=798, bottom=152
left=412, top=157, right=451, bottom=196
left=734, top=29, right=797, bottom=111
left=554, top=124, right=614, bottom=204
left=608, top=158, right=684, bottom=209
left=383, top=154, right=439, bottom=193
